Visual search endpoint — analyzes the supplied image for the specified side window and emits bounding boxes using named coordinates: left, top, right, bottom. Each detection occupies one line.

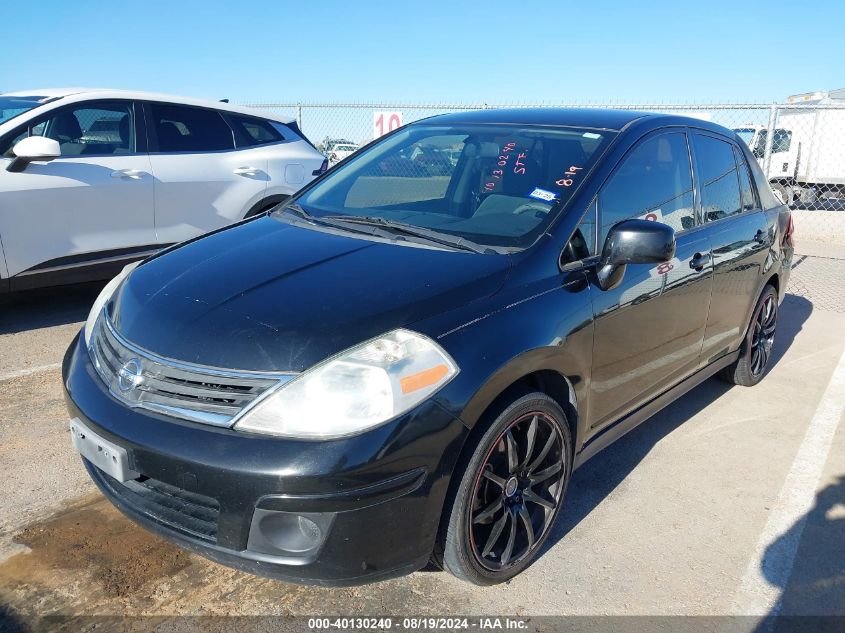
left=598, top=132, right=695, bottom=245
left=1, top=121, right=48, bottom=157
left=227, top=114, right=284, bottom=148
left=695, top=134, right=742, bottom=222
left=148, top=103, right=234, bottom=152
left=734, top=146, right=757, bottom=212
left=17, top=102, right=136, bottom=156
left=772, top=129, right=791, bottom=153
left=752, top=128, right=791, bottom=158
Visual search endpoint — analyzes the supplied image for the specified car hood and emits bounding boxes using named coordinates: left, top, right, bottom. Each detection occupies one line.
left=111, top=216, right=510, bottom=372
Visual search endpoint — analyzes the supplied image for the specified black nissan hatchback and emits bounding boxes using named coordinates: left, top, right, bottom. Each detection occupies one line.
left=63, top=109, right=794, bottom=586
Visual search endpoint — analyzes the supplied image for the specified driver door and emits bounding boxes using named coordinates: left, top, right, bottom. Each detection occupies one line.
left=585, top=130, right=714, bottom=430
left=0, top=100, right=156, bottom=284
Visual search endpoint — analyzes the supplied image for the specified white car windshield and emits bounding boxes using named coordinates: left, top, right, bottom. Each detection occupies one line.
left=0, top=96, right=48, bottom=125
left=290, top=123, right=616, bottom=249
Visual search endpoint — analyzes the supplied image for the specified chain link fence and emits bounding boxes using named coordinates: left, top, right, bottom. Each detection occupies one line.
left=244, top=99, right=845, bottom=311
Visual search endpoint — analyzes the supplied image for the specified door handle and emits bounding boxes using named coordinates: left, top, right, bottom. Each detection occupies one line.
left=753, top=229, right=768, bottom=244
left=111, top=169, right=147, bottom=179
left=233, top=166, right=261, bottom=176
left=689, top=252, right=712, bottom=271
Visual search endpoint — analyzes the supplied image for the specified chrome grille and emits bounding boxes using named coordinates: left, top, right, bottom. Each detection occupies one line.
left=89, top=310, right=293, bottom=426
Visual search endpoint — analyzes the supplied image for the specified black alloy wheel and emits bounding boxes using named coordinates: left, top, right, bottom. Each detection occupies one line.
left=719, top=284, right=779, bottom=387
left=438, top=392, right=572, bottom=584
left=749, top=293, right=777, bottom=377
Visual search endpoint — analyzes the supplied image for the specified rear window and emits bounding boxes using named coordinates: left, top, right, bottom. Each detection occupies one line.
left=228, top=114, right=284, bottom=148
left=149, top=103, right=234, bottom=152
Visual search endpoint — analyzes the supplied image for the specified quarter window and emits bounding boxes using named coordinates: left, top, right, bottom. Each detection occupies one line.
left=149, top=103, right=234, bottom=152
left=696, top=134, right=742, bottom=222
left=598, top=132, right=695, bottom=245
left=734, top=146, right=756, bottom=212
left=228, top=114, right=284, bottom=148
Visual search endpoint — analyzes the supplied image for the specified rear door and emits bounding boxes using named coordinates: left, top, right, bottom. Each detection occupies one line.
left=693, top=132, right=771, bottom=364
left=0, top=99, right=156, bottom=281
left=588, top=130, right=714, bottom=430
left=144, top=102, right=270, bottom=244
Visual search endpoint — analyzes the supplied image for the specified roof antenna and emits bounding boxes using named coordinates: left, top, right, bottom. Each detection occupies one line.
left=219, top=98, right=229, bottom=103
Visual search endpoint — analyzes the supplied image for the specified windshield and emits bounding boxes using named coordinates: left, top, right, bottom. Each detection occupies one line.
left=0, top=96, right=48, bottom=125
left=733, top=128, right=757, bottom=145
left=291, top=123, right=616, bottom=249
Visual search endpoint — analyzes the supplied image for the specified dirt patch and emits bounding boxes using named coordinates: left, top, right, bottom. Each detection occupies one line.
left=1, top=494, right=191, bottom=599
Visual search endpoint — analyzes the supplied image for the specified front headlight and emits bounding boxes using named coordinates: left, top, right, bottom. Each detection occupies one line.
left=233, top=329, right=458, bottom=439
left=83, top=261, right=141, bottom=346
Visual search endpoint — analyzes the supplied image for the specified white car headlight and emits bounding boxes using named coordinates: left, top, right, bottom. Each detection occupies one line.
left=83, top=261, right=141, bottom=346
left=233, top=329, right=458, bottom=439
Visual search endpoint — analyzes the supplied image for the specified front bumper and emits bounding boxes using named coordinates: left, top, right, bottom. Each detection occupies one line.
left=63, top=331, right=468, bottom=586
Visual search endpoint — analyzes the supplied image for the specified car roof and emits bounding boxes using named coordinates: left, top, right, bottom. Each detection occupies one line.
left=0, top=88, right=292, bottom=123
left=417, top=107, right=730, bottom=134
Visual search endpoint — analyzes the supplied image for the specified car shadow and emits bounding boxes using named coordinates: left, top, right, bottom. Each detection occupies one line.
left=756, top=476, right=845, bottom=631
left=544, top=292, right=814, bottom=551
left=0, top=603, right=27, bottom=633
left=0, top=282, right=105, bottom=335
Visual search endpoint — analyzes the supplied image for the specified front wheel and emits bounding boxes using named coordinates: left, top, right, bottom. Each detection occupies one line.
left=438, top=392, right=572, bottom=585
left=719, top=284, right=778, bottom=386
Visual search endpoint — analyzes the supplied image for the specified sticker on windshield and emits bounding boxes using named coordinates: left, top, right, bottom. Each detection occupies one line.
left=528, top=187, right=558, bottom=202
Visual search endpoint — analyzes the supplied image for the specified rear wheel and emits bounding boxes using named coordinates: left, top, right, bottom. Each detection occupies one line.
left=771, top=182, right=794, bottom=207
left=797, top=185, right=817, bottom=207
left=439, top=392, right=572, bottom=585
left=719, top=284, right=778, bottom=386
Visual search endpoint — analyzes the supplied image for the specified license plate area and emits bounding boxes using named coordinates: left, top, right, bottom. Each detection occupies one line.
left=70, top=418, right=139, bottom=482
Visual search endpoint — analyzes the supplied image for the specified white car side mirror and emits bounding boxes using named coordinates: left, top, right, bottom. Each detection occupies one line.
left=7, top=136, right=61, bottom=172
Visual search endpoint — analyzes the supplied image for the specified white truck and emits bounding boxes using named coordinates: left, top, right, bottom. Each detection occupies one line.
left=733, top=89, right=845, bottom=207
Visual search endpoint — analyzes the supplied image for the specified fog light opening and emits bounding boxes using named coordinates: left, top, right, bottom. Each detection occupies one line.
left=246, top=508, right=335, bottom=560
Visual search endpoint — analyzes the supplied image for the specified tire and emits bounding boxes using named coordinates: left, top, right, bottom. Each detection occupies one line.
left=719, top=284, right=778, bottom=387
left=438, top=392, right=572, bottom=585
left=797, top=185, right=817, bottom=208
left=771, top=182, right=794, bottom=207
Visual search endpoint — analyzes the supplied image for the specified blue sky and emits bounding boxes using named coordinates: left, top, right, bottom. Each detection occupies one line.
left=2, top=0, right=843, bottom=104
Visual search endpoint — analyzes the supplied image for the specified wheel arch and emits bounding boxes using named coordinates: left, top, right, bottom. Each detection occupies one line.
left=432, top=362, right=583, bottom=570
left=738, top=275, right=780, bottom=348
left=244, top=193, right=291, bottom=218
left=457, top=349, right=585, bottom=459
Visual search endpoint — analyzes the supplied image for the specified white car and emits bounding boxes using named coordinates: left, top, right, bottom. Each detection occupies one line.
left=0, top=88, right=327, bottom=293
left=328, top=143, right=359, bottom=164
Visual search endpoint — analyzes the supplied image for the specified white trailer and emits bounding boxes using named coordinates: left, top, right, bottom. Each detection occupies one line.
left=733, top=89, right=845, bottom=206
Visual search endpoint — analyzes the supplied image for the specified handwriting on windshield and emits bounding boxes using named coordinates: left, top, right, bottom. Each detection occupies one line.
left=555, top=165, right=583, bottom=187
left=483, top=142, right=516, bottom=192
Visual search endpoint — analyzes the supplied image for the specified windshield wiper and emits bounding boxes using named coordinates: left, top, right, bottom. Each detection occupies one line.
left=321, top=215, right=490, bottom=254
left=277, top=204, right=398, bottom=239
left=277, top=201, right=313, bottom=220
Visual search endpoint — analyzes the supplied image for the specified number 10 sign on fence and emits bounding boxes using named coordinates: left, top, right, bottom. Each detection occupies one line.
left=373, top=111, right=403, bottom=139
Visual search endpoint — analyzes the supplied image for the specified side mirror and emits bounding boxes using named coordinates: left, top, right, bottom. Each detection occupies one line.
left=596, top=219, right=676, bottom=291
left=7, top=136, right=61, bottom=172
